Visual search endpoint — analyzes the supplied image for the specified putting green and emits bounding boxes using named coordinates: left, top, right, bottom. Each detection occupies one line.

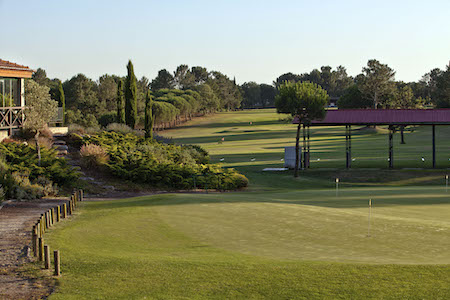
left=154, top=187, right=450, bottom=265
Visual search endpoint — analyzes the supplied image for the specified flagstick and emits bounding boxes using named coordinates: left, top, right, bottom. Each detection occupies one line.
left=446, top=175, right=448, bottom=193
left=368, top=200, right=371, bottom=237
left=336, top=178, right=339, bottom=197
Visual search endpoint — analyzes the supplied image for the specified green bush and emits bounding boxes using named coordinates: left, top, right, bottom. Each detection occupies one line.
left=80, top=144, right=109, bottom=169
left=66, top=133, right=84, bottom=149
left=83, top=132, right=247, bottom=190
left=98, top=112, right=117, bottom=128
left=106, top=123, right=134, bottom=134
left=0, top=141, right=79, bottom=199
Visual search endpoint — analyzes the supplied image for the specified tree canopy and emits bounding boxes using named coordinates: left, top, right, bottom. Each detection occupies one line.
left=276, top=81, right=328, bottom=177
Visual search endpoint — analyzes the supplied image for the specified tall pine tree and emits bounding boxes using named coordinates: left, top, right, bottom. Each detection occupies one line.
left=124, top=60, right=137, bottom=128
left=144, top=90, right=154, bottom=139
left=117, top=79, right=125, bottom=123
left=57, top=80, right=65, bottom=125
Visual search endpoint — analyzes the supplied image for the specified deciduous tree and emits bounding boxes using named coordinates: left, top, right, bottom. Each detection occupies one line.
left=24, top=80, right=58, bottom=165
left=359, top=59, right=396, bottom=108
left=275, top=81, right=328, bottom=177
left=337, top=85, right=372, bottom=108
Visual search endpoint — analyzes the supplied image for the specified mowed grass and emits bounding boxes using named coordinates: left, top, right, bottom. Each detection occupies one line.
left=46, top=109, right=450, bottom=299
left=165, top=109, right=450, bottom=189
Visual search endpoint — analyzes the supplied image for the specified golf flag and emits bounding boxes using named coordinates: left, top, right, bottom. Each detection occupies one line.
left=369, top=199, right=372, bottom=207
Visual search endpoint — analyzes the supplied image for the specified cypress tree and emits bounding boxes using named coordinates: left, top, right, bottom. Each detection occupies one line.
left=57, top=81, right=65, bottom=125
left=116, top=79, right=125, bottom=123
left=124, top=60, right=137, bottom=129
left=144, top=90, right=154, bottom=139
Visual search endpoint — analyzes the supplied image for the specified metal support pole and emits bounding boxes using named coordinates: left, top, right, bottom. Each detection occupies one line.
left=302, top=123, right=307, bottom=169
left=307, top=125, right=310, bottom=168
left=389, top=126, right=394, bottom=169
left=345, top=125, right=349, bottom=169
left=349, top=125, right=352, bottom=168
left=432, top=125, right=436, bottom=168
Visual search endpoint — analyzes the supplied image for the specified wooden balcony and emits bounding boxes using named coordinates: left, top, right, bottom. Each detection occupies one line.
left=0, top=107, right=25, bottom=132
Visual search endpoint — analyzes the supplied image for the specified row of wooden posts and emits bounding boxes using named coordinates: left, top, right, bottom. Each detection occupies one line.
left=31, top=189, right=83, bottom=276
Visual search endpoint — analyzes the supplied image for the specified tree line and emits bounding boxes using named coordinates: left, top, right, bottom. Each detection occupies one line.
left=270, top=60, right=450, bottom=110
left=32, top=59, right=450, bottom=130
left=31, top=62, right=242, bottom=130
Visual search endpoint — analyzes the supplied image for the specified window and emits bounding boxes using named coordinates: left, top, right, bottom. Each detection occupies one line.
left=0, top=77, right=20, bottom=107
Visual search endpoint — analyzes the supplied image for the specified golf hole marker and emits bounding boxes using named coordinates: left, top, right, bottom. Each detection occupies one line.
left=336, top=178, right=339, bottom=197
left=446, top=175, right=448, bottom=193
left=368, top=199, right=372, bottom=237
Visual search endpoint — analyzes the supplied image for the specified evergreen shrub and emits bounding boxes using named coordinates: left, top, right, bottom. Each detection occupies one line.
left=83, top=132, right=247, bottom=190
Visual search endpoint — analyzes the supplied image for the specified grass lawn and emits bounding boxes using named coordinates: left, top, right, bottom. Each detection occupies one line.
left=46, top=109, right=450, bottom=299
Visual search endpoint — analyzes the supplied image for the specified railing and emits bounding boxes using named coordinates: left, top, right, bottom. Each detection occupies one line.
left=49, top=107, right=64, bottom=126
left=0, top=106, right=64, bottom=131
left=0, top=106, right=25, bottom=129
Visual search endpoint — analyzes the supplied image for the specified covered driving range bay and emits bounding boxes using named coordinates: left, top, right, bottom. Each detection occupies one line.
left=294, top=109, right=450, bottom=169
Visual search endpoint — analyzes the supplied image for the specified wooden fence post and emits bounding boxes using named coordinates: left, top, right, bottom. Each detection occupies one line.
left=54, top=250, right=60, bottom=276
left=40, top=215, right=44, bottom=234
left=57, top=206, right=61, bottom=222
left=38, top=238, right=44, bottom=261
left=46, top=211, right=51, bottom=228
left=79, top=189, right=83, bottom=201
left=62, top=203, right=67, bottom=218
left=32, top=226, right=38, bottom=257
left=44, top=245, right=50, bottom=269
left=37, top=221, right=41, bottom=238
left=52, top=207, right=56, bottom=224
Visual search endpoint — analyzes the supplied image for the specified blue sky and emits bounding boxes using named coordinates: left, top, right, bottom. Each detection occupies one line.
left=1, top=0, right=449, bottom=84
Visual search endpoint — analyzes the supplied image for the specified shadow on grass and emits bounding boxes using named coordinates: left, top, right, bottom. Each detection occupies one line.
left=85, top=191, right=450, bottom=212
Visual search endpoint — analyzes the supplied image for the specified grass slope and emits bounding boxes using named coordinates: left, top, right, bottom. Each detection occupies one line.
left=46, top=109, right=450, bottom=299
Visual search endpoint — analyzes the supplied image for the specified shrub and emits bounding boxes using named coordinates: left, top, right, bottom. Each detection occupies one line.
left=183, top=145, right=209, bottom=164
left=10, top=171, right=46, bottom=200
left=15, top=125, right=54, bottom=140
left=80, top=144, right=109, bottom=169
left=35, top=175, right=58, bottom=196
left=85, top=126, right=101, bottom=135
left=98, top=112, right=117, bottom=128
left=0, top=187, right=4, bottom=204
left=68, top=124, right=85, bottom=135
left=35, top=136, right=53, bottom=149
left=82, top=132, right=248, bottom=190
left=67, top=133, right=84, bottom=149
left=106, top=123, right=134, bottom=134
left=0, top=142, right=79, bottom=187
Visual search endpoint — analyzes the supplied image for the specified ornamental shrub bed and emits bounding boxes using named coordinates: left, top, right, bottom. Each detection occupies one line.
left=82, top=132, right=248, bottom=190
left=0, top=141, right=80, bottom=199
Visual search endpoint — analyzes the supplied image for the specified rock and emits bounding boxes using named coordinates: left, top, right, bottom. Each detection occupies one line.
left=55, top=145, right=68, bottom=151
left=53, top=140, right=66, bottom=146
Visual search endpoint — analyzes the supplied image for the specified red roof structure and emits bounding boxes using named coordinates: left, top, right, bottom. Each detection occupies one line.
left=0, top=59, right=34, bottom=78
left=293, top=109, right=450, bottom=126
left=292, top=109, right=450, bottom=169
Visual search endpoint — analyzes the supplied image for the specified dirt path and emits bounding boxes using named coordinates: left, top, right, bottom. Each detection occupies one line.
left=0, top=199, right=68, bottom=300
